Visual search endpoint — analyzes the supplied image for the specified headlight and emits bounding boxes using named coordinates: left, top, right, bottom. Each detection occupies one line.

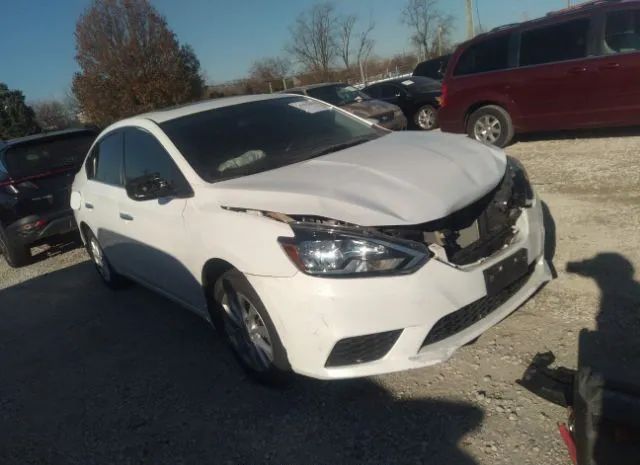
left=279, top=224, right=430, bottom=277
left=507, top=156, right=534, bottom=207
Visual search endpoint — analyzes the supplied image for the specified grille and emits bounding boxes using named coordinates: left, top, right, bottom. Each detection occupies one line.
left=376, top=111, right=394, bottom=123
left=325, top=330, right=403, bottom=367
left=421, top=263, right=536, bottom=348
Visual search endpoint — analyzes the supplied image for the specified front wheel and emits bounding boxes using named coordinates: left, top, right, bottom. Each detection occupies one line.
left=211, top=269, right=290, bottom=385
left=467, top=105, right=514, bottom=148
left=413, top=104, right=439, bottom=130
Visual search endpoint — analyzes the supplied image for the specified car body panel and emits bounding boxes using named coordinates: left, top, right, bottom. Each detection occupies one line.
left=208, top=131, right=506, bottom=226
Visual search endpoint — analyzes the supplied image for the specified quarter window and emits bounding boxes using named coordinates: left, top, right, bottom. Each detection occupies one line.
left=92, top=132, right=124, bottom=186
left=604, top=10, right=640, bottom=54
left=520, top=19, right=590, bottom=66
left=454, top=34, right=510, bottom=76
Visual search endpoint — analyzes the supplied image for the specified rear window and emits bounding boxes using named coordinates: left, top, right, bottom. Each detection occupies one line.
left=454, top=34, right=510, bottom=76
left=305, top=85, right=370, bottom=106
left=4, top=133, right=96, bottom=179
left=520, top=19, right=590, bottom=66
left=604, top=9, right=640, bottom=54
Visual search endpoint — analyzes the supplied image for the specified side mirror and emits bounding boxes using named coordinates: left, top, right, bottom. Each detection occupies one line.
left=125, top=173, right=175, bottom=201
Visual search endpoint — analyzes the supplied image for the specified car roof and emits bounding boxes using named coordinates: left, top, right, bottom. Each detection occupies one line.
left=3, top=127, right=97, bottom=148
left=134, top=93, right=293, bottom=124
left=460, top=0, right=640, bottom=47
left=285, top=82, right=346, bottom=93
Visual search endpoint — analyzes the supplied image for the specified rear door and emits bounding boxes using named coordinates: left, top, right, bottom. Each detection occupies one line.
left=508, top=16, right=595, bottom=131
left=587, top=6, right=640, bottom=126
left=82, top=131, right=129, bottom=268
left=117, top=127, right=200, bottom=308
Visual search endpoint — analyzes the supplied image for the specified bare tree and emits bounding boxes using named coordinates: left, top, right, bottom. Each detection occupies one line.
left=401, top=0, right=451, bottom=60
left=249, top=57, right=291, bottom=82
left=287, top=2, right=338, bottom=77
left=356, top=21, right=375, bottom=84
left=33, top=100, right=79, bottom=130
left=72, top=0, right=204, bottom=126
left=338, top=15, right=356, bottom=69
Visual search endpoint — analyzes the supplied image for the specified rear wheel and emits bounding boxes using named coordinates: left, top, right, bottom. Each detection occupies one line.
left=0, top=230, right=31, bottom=268
left=414, top=104, right=438, bottom=130
left=211, top=269, right=290, bottom=385
left=467, top=105, right=514, bottom=148
left=84, top=229, right=129, bottom=289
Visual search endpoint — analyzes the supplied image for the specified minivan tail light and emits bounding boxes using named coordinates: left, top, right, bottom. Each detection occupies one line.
left=439, top=83, right=448, bottom=108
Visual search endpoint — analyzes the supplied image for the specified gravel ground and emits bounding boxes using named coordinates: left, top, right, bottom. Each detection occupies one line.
left=1, top=129, right=639, bottom=464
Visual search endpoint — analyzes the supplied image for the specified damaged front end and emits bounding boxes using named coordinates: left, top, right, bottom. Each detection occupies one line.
left=376, top=156, right=534, bottom=266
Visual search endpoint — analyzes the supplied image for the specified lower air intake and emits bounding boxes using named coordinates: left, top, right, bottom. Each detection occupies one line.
left=325, top=330, right=403, bottom=367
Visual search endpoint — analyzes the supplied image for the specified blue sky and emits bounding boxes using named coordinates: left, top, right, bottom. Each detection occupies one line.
left=1, top=0, right=586, bottom=102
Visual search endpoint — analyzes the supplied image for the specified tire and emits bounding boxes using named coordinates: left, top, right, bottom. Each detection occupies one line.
left=466, top=105, right=514, bottom=148
left=413, top=104, right=439, bottom=130
left=84, top=228, right=129, bottom=289
left=210, top=269, right=290, bottom=385
left=0, top=229, right=31, bottom=268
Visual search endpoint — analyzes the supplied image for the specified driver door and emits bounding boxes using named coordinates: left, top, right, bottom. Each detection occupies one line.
left=117, top=127, right=201, bottom=309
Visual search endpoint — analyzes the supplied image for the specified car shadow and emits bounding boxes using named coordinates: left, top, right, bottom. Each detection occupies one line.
left=541, top=201, right=558, bottom=278
left=516, top=125, right=640, bottom=143
left=0, top=263, right=483, bottom=465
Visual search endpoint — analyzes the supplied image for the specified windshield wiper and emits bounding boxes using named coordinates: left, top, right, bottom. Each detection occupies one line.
left=308, top=136, right=376, bottom=158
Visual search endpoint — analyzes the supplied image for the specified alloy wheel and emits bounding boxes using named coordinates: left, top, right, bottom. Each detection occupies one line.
left=221, top=281, right=274, bottom=372
left=90, top=237, right=111, bottom=282
left=417, top=107, right=436, bottom=130
left=473, top=115, right=502, bottom=144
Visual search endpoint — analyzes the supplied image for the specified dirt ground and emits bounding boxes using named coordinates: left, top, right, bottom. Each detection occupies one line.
left=1, top=129, right=639, bottom=465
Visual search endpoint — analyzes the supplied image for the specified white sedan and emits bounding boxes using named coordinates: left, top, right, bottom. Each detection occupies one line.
left=71, top=94, right=552, bottom=384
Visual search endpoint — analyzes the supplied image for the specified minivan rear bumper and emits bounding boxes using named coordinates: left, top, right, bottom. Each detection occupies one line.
left=6, top=210, right=77, bottom=246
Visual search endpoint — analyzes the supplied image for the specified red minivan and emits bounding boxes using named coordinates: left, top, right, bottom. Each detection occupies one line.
left=439, top=0, right=640, bottom=147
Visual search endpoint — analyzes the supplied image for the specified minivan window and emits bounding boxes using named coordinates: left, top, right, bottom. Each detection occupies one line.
left=124, top=128, right=189, bottom=190
left=4, top=133, right=95, bottom=180
left=454, top=33, right=510, bottom=76
left=93, top=132, right=124, bottom=186
left=604, top=9, right=640, bottom=53
left=160, top=96, right=382, bottom=183
left=520, top=19, right=590, bottom=66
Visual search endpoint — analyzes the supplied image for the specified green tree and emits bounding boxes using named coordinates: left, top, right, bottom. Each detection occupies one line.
left=72, top=0, right=204, bottom=127
left=0, top=83, right=41, bottom=140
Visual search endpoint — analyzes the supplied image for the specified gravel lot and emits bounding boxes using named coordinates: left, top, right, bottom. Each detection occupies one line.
left=1, top=129, right=639, bottom=465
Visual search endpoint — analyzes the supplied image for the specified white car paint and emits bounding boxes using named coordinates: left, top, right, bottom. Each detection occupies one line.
left=72, top=94, right=552, bottom=380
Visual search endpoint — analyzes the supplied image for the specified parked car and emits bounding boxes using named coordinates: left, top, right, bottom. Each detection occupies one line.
left=284, top=83, right=407, bottom=130
left=439, top=0, right=640, bottom=147
left=0, top=128, right=98, bottom=267
left=413, top=54, right=451, bottom=81
left=71, top=94, right=551, bottom=383
left=362, top=76, right=442, bottom=130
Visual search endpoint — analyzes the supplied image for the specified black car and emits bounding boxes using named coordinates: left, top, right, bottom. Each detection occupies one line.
left=0, top=128, right=98, bottom=267
left=413, top=54, right=451, bottom=81
left=362, top=76, right=442, bottom=130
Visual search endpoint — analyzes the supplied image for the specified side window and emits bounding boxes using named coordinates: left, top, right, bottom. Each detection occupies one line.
left=92, top=132, right=124, bottom=186
left=123, top=128, right=189, bottom=191
left=520, top=19, right=590, bottom=66
left=604, top=9, right=640, bottom=54
left=454, top=34, right=510, bottom=76
left=365, top=86, right=381, bottom=99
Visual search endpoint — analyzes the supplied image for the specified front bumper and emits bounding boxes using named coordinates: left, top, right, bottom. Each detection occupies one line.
left=247, top=198, right=551, bottom=380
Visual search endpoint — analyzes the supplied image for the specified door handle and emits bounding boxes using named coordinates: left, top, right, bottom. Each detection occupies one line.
left=119, top=212, right=134, bottom=221
left=599, top=62, right=621, bottom=70
left=85, top=202, right=94, bottom=210
left=568, top=66, right=588, bottom=74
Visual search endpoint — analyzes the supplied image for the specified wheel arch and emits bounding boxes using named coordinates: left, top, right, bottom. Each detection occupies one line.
left=201, top=258, right=236, bottom=292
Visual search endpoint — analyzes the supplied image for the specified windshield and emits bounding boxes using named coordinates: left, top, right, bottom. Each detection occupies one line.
left=4, top=133, right=96, bottom=179
left=160, top=96, right=383, bottom=183
left=305, top=84, right=370, bottom=106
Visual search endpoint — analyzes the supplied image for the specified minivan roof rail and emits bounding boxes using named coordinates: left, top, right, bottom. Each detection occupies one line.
left=546, top=0, right=624, bottom=17
left=490, top=23, right=520, bottom=33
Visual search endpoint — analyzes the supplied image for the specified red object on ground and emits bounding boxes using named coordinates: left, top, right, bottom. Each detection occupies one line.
left=558, top=423, right=577, bottom=465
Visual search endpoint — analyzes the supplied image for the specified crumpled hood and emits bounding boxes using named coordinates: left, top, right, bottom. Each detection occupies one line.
left=341, top=99, right=399, bottom=118
left=208, top=131, right=507, bottom=226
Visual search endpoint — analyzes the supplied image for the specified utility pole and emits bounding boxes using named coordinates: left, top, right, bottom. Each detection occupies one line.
left=466, top=0, right=475, bottom=39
